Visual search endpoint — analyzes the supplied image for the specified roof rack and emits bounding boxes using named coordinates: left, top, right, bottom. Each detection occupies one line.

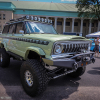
left=6, top=15, right=52, bottom=25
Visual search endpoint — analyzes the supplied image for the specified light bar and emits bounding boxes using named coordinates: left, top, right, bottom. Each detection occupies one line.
left=45, top=19, right=47, bottom=23
left=30, top=16, right=33, bottom=20
left=50, top=20, right=52, bottom=24
left=38, top=17, right=40, bottom=21
left=48, top=19, right=50, bottom=23
left=26, top=15, right=29, bottom=20
left=34, top=17, right=37, bottom=21
left=9, top=15, right=53, bottom=24
left=41, top=18, right=44, bottom=22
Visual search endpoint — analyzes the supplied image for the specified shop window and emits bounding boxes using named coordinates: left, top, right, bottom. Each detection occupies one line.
left=0, top=14, right=1, bottom=20
left=74, top=22, right=78, bottom=26
left=83, top=23, right=86, bottom=26
left=57, top=21, right=62, bottom=25
left=3, top=14, right=5, bottom=20
left=66, top=22, right=70, bottom=26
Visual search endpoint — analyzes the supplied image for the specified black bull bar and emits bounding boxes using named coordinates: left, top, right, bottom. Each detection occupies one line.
left=42, top=52, right=95, bottom=69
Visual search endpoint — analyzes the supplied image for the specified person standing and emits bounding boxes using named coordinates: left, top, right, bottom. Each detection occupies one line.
left=94, top=37, right=100, bottom=57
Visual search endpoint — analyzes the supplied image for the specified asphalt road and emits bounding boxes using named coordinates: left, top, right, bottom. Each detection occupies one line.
left=0, top=57, right=100, bottom=100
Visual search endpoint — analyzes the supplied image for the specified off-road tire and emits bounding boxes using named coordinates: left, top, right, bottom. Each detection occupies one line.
left=20, top=59, right=49, bottom=97
left=68, top=66, right=86, bottom=78
left=0, top=48, right=10, bottom=68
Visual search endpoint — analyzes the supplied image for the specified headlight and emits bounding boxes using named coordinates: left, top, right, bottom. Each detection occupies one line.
left=54, top=44, right=63, bottom=54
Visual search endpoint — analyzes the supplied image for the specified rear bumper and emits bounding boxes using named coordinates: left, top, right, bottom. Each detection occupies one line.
left=42, top=52, right=95, bottom=69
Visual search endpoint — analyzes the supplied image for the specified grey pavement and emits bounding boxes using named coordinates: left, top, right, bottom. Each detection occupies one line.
left=0, top=57, right=100, bottom=100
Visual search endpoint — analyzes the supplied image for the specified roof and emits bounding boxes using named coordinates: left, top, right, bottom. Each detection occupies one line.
left=0, top=0, right=78, bottom=12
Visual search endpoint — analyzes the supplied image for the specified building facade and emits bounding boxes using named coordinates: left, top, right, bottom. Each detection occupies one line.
left=0, top=0, right=100, bottom=36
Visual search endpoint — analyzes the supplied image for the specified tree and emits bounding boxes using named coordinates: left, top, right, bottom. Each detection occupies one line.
left=76, top=0, right=100, bottom=21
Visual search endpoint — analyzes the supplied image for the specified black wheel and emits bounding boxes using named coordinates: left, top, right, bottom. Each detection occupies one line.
left=20, top=59, right=49, bottom=97
left=68, top=66, right=86, bottom=78
left=0, top=48, right=10, bottom=68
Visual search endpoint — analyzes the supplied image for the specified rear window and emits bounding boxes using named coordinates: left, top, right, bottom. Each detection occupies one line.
left=8, top=24, right=16, bottom=34
left=16, top=22, right=23, bottom=34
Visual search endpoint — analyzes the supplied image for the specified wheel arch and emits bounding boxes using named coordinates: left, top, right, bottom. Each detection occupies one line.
left=25, top=47, right=45, bottom=60
left=0, top=42, right=7, bottom=51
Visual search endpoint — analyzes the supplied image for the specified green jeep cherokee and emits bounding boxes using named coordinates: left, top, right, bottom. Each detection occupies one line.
left=0, top=16, right=95, bottom=97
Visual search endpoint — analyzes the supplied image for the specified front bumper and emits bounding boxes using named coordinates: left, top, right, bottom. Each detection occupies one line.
left=42, top=52, right=95, bottom=69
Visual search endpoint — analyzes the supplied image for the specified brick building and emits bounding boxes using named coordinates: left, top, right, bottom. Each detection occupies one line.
left=0, top=0, right=99, bottom=36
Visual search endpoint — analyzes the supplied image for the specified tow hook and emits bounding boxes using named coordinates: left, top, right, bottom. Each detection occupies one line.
left=74, top=62, right=78, bottom=70
left=92, top=58, right=95, bottom=63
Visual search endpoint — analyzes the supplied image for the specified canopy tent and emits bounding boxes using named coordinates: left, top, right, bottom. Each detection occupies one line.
left=86, top=31, right=100, bottom=38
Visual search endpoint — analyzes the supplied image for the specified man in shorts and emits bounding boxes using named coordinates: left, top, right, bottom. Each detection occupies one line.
left=94, top=37, right=100, bottom=57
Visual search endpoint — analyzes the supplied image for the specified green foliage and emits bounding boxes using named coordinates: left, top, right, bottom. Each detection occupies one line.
left=76, top=0, right=100, bottom=21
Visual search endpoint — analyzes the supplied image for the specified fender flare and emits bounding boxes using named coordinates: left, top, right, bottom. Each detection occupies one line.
left=25, top=46, right=45, bottom=59
left=0, top=42, right=7, bottom=51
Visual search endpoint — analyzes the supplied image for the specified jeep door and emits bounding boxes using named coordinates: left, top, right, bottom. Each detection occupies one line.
left=11, top=22, right=25, bottom=57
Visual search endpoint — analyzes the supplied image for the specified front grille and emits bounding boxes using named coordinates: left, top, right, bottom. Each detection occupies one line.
left=64, top=43, right=89, bottom=53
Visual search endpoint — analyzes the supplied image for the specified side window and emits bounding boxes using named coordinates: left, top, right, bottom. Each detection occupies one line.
left=2, top=25, right=9, bottom=33
left=16, top=22, right=24, bottom=34
left=8, top=24, right=16, bottom=34
left=8, top=25, right=13, bottom=33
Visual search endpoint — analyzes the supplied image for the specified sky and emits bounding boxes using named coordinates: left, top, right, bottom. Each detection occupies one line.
left=16, top=0, right=77, bottom=3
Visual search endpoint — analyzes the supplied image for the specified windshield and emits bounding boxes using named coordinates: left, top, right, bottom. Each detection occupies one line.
left=25, top=21, right=57, bottom=34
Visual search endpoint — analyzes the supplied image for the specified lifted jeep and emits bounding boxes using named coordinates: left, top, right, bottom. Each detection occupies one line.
left=0, top=15, right=95, bottom=97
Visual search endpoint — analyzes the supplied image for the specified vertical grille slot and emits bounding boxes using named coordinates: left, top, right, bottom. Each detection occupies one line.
left=65, top=43, right=89, bottom=53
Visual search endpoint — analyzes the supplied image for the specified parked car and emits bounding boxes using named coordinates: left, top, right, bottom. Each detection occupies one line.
left=0, top=15, right=95, bottom=97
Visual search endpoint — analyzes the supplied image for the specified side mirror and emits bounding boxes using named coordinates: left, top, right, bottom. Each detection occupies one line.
left=19, top=30, right=24, bottom=34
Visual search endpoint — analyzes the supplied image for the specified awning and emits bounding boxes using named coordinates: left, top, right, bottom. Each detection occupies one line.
left=86, top=31, right=100, bottom=38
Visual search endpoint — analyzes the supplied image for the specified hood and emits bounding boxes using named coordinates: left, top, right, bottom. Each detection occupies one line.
left=24, top=34, right=87, bottom=42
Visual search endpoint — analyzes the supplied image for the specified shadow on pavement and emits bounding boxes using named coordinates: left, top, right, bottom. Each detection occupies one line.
left=0, top=59, right=80, bottom=100
left=87, top=67, right=100, bottom=75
